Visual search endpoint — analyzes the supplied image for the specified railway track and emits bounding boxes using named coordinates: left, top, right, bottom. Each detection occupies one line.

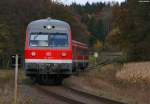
left=32, top=54, right=125, bottom=104
left=25, top=52, right=124, bottom=104
left=35, top=85, right=126, bottom=104
left=64, top=86, right=126, bottom=104
left=35, top=85, right=85, bottom=104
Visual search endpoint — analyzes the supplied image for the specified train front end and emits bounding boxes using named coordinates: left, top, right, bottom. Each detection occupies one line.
left=25, top=18, right=72, bottom=79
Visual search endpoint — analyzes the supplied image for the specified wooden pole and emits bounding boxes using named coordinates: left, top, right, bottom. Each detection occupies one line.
left=14, top=54, right=18, bottom=104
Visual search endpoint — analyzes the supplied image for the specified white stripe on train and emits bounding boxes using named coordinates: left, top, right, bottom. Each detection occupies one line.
left=25, top=59, right=88, bottom=63
left=25, top=59, right=72, bottom=63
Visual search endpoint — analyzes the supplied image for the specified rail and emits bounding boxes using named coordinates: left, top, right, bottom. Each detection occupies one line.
left=35, top=85, right=127, bottom=104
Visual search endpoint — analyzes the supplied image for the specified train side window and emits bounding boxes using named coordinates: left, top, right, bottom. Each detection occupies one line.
left=83, top=49, right=88, bottom=56
left=80, top=48, right=85, bottom=55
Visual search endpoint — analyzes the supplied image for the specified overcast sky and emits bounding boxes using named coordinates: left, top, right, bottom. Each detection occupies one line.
left=57, top=0, right=125, bottom=5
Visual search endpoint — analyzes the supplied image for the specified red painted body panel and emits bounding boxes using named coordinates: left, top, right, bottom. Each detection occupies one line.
left=25, top=49, right=72, bottom=60
left=25, top=32, right=73, bottom=61
left=72, top=42, right=89, bottom=61
left=25, top=30, right=88, bottom=63
left=25, top=32, right=88, bottom=62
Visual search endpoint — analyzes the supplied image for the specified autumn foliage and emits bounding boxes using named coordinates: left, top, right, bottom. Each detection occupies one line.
left=107, top=0, right=150, bottom=61
left=0, top=0, right=90, bottom=68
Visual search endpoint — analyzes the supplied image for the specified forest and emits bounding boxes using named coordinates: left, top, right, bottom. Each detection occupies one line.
left=0, top=0, right=150, bottom=68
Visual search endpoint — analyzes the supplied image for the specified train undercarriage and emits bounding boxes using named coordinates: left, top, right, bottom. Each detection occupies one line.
left=25, top=62, right=88, bottom=84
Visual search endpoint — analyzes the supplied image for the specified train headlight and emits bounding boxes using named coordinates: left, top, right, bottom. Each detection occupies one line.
left=62, top=52, right=67, bottom=57
left=31, top=52, right=36, bottom=56
left=47, top=25, right=52, bottom=30
left=46, top=52, right=51, bottom=56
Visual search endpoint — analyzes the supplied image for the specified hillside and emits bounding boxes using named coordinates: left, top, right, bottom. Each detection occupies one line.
left=0, top=0, right=91, bottom=68
left=0, top=0, right=150, bottom=67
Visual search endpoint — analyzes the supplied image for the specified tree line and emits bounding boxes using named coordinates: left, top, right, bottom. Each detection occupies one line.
left=0, top=0, right=149, bottom=68
left=107, top=0, right=150, bottom=61
left=72, top=1, right=150, bottom=61
left=71, top=2, right=113, bottom=50
left=0, top=0, right=90, bottom=68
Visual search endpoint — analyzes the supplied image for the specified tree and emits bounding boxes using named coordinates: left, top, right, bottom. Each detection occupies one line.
left=0, top=0, right=91, bottom=68
left=111, top=0, right=150, bottom=61
left=96, top=19, right=105, bottom=41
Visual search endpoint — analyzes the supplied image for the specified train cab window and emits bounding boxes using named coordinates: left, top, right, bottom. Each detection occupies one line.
left=30, top=34, right=49, bottom=47
left=49, top=33, right=69, bottom=48
left=29, top=32, right=69, bottom=48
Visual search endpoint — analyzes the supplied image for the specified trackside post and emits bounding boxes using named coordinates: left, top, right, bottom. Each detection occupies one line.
left=14, top=54, right=18, bottom=104
left=94, top=52, right=98, bottom=65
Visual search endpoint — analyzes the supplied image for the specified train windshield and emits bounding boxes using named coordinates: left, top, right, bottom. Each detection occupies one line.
left=49, top=33, right=68, bottom=47
left=29, top=32, right=69, bottom=48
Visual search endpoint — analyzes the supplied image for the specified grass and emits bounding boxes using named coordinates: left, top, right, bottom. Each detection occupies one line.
left=65, top=62, right=150, bottom=104
left=0, top=69, right=35, bottom=104
left=1, top=61, right=150, bottom=104
left=116, top=62, right=150, bottom=88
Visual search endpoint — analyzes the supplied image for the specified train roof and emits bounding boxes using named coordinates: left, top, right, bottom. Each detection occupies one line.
left=27, top=17, right=71, bottom=30
left=72, top=40, right=88, bottom=49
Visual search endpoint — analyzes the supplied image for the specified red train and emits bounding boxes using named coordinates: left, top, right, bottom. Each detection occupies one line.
left=25, top=18, right=89, bottom=83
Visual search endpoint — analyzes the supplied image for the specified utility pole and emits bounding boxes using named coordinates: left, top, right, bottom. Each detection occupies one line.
left=14, top=54, right=18, bottom=104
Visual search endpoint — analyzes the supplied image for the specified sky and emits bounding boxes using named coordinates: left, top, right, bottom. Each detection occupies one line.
left=56, top=0, right=125, bottom=5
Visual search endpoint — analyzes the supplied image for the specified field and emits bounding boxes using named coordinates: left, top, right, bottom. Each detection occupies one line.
left=0, top=69, right=34, bottom=104
left=64, top=62, right=150, bottom=104
left=0, top=70, right=14, bottom=104
left=0, top=61, right=150, bottom=104
left=117, top=62, right=150, bottom=84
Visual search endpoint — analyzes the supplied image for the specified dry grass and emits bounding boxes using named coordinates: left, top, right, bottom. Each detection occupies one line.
left=65, top=64, right=133, bottom=103
left=0, top=69, right=34, bottom=104
left=116, top=62, right=150, bottom=84
left=65, top=62, right=150, bottom=104
left=0, top=70, right=14, bottom=104
left=18, top=96, right=34, bottom=104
